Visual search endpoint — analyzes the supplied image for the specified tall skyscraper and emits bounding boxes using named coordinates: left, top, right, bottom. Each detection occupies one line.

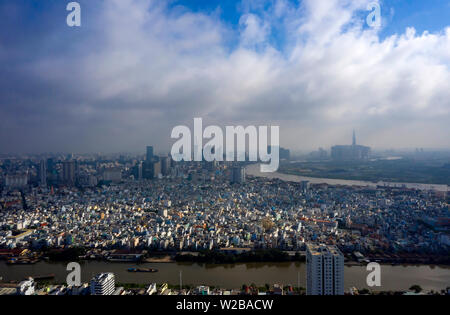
left=142, top=160, right=161, bottom=179
left=62, top=161, right=76, bottom=185
left=46, top=158, right=55, bottom=174
left=146, top=146, right=154, bottom=161
left=306, top=244, right=344, bottom=295
left=137, top=161, right=143, bottom=180
left=160, top=156, right=171, bottom=176
left=39, top=159, right=47, bottom=187
left=46, top=158, right=56, bottom=185
left=90, top=273, right=115, bottom=295
left=331, top=130, right=370, bottom=161
left=131, top=162, right=143, bottom=180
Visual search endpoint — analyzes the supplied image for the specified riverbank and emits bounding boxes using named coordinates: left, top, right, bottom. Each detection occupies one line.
left=1, top=260, right=449, bottom=292
left=2, top=246, right=449, bottom=267
left=278, top=159, right=450, bottom=186
left=144, top=255, right=174, bottom=263
left=246, top=164, right=449, bottom=192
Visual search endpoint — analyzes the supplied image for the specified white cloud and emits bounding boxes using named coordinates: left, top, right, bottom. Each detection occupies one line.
left=239, top=13, right=271, bottom=46
left=1, top=0, right=450, bottom=153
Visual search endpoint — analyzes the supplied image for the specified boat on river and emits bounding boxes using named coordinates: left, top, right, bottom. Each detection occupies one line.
left=127, top=267, right=158, bottom=273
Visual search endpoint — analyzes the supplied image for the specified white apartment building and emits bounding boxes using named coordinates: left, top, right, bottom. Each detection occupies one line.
left=17, top=278, right=35, bottom=295
left=306, top=244, right=344, bottom=295
left=90, top=273, right=115, bottom=295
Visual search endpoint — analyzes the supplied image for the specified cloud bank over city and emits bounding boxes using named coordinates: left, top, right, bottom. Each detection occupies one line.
left=0, top=0, right=449, bottom=154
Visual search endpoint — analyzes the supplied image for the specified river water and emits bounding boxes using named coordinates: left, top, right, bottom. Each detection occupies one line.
left=246, top=164, right=449, bottom=192
left=1, top=261, right=449, bottom=292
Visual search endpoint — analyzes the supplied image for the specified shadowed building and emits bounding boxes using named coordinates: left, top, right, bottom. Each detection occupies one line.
left=62, top=161, right=77, bottom=185
left=143, top=160, right=161, bottom=179
left=230, top=166, right=246, bottom=184
left=39, top=160, right=46, bottom=187
left=146, top=146, right=154, bottom=161
left=160, top=156, right=171, bottom=176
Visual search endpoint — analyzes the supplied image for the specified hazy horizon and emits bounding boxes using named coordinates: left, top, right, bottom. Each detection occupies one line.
left=2, top=144, right=450, bottom=157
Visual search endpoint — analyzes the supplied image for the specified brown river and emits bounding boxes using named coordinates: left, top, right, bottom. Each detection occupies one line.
left=1, top=261, right=449, bottom=292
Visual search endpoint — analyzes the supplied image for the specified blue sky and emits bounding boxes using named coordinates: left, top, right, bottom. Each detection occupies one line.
left=0, top=0, right=449, bottom=153
left=169, top=0, right=450, bottom=38
left=162, top=0, right=450, bottom=51
left=5, top=0, right=450, bottom=48
left=379, top=0, right=450, bottom=38
left=3, top=0, right=449, bottom=53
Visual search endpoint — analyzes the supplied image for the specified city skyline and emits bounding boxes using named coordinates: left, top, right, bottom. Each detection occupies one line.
left=1, top=0, right=450, bottom=154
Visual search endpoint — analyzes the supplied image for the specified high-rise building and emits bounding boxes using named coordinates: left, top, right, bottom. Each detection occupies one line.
left=146, top=146, right=154, bottom=161
left=137, top=161, right=143, bottom=180
left=142, top=160, right=161, bottom=179
left=17, top=278, right=35, bottom=295
left=331, top=130, right=370, bottom=161
left=230, top=166, right=246, bottom=184
left=90, top=273, right=115, bottom=295
left=131, top=162, right=143, bottom=180
left=46, top=158, right=55, bottom=174
left=62, top=161, right=76, bottom=185
left=46, top=158, right=57, bottom=185
left=160, top=156, right=171, bottom=176
left=306, top=244, right=344, bottom=295
left=39, top=159, right=47, bottom=187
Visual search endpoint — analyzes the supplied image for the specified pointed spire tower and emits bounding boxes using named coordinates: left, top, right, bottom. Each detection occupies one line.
left=352, top=129, right=356, bottom=146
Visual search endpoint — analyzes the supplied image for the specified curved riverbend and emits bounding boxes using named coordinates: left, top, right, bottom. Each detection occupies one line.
left=246, top=164, right=449, bottom=192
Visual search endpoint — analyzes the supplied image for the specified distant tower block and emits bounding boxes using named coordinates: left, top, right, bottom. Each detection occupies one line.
left=39, top=159, right=47, bottom=187
left=331, top=130, right=370, bottom=161
left=146, top=146, right=154, bottom=161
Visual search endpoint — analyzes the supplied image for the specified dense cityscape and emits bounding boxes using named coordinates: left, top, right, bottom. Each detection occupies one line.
left=0, top=146, right=448, bottom=295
